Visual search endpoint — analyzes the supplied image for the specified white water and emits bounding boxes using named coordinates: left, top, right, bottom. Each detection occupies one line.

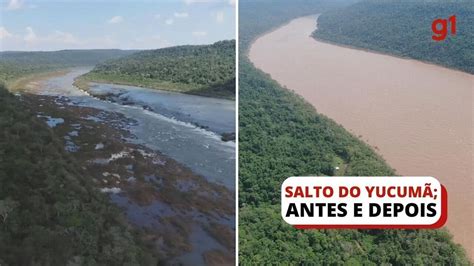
left=31, top=67, right=236, bottom=189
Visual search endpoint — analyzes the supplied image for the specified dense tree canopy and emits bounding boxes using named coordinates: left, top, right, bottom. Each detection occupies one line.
left=0, top=50, right=136, bottom=83
left=80, top=40, right=236, bottom=99
left=314, top=0, right=474, bottom=74
left=239, top=0, right=469, bottom=264
left=0, top=83, right=156, bottom=265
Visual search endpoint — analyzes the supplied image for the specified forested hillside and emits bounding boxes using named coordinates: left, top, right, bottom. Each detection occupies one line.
left=0, top=50, right=136, bottom=83
left=314, top=0, right=474, bottom=73
left=0, top=83, right=156, bottom=264
left=78, top=40, right=236, bottom=99
left=239, top=0, right=469, bottom=264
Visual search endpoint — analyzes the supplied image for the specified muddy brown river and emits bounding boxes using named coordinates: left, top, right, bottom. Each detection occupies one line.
left=250, top=16, right=473, bottom=257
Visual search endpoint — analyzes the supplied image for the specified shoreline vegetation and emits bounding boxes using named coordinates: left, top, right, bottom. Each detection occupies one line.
left=0, top=49, right=136, bottom=84
left=75, top=79, right=236, bottom=142
left=313, top=1, right=474, bottom=74
left=0, top=81, right=159, bottom=264
left=0, top=49, right=136, bottom=94
left=0, top=51, right=158, bottom=264
left=75, top=40, right=236, bottom=100
left=0, top=49, right=235, bottom=264
left=309, top=0, right=472, bottom=256
left=313, top=35, right=474, bottom=76
left=239, top=0, right=469, bottom=264
left=73, top=76, right=236, bottom=142
left=73, top=74, right=235, bottom=101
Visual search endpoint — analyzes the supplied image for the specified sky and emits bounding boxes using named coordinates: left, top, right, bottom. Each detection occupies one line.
left=0, top=0, right=235, bottom=51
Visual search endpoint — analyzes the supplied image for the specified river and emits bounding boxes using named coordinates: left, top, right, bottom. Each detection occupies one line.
left=24, top=67, right=236, bottom=264
left=249, top=16, right=473, bottom=257
left=31, top=67, right=235, bottom=189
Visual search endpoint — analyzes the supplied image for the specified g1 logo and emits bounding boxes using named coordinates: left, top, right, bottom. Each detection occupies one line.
left=432, top=15, right=456, bottom=41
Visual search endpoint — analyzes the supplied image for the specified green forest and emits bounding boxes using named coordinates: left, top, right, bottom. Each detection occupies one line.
left=0, top=83, right=157, bottom=265
left=314, top=0, right=474, bottom=74
left=0, top=49, right=135, bottom=84
left=78, top=40, right=236, bottom=99
left=239, top=0, right=469, bottom=264
left=0, top=50, right=160, bottom=264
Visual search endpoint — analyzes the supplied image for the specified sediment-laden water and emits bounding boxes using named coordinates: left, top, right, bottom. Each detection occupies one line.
left=250, top=16, right=473, bottom=256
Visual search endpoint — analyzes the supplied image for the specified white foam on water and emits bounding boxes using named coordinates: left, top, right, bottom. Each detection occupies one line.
left=100, top=187, right=121, bottom=194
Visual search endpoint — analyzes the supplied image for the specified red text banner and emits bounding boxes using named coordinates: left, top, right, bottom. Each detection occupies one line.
left=281, top=176, right=447, bottom=229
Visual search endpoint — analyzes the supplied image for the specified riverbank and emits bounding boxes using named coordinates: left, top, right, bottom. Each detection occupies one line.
left=74, top=72, right=235, bottom=101
left=312, top=1, right=474, bottom=74
left=6, top=69, right=70, bottom=92
left=15, top=70, right=236, bottom=265
left=73, top=76, right=236, bottom=141
left=249, top=15, right=473, bottom=258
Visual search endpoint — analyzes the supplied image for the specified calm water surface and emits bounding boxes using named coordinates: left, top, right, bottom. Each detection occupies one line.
left=250, top=16, right=473, bottom=256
